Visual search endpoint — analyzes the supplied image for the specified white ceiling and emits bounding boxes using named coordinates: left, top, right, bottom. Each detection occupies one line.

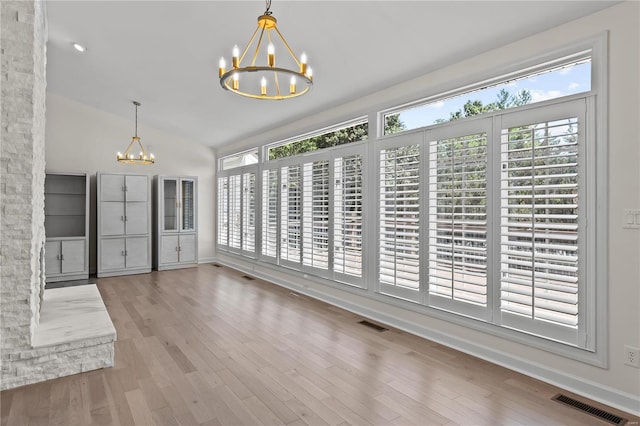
left=46, top=1, right=619, bottom=149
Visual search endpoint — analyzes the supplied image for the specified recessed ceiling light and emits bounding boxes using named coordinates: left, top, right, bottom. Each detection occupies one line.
left=72, top=43, right=86, bottom=52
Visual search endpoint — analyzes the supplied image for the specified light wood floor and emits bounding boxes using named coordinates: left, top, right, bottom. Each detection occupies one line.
left=2, top=264, right=637, bottom=426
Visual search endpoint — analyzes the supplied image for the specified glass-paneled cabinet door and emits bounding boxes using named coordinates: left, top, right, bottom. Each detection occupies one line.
left=163, top=178, right=178, bottom=232
left=181, top=179, right=195, bottom=232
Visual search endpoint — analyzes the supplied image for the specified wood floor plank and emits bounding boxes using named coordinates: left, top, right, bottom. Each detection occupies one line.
left=125, top=388, right=154, bottom=426
left=1, top=265, right=637, bottom=426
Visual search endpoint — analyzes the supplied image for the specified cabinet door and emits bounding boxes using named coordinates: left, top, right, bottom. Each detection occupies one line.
left=100, top=174, right=125, bottom=202
left=100, top=202, right=125, bottom=235
left=125, top=175, right=148, bottom=202
left=100, top=238, right=126, bottom=271
left=160, top=235, right=179, bottom=264
left=61, top=240, right=85, bottom=274
left=45, top=241, right=61, bottom=275
left=125, top=237, right=149, bottom=269
left=163, top=179, right=178, bottom=232
left=179, top=234, right=197, bottom=263
left=125, top=202, right=148, bottom=235
left=180, top=179, right=196, bottom=232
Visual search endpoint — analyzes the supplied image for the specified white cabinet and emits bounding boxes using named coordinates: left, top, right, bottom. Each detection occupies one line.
left=154, top=176, right=198, bottom=270
left=44, top=173, right=89, bottom=283
left=97, top=173, right=152, bottom=277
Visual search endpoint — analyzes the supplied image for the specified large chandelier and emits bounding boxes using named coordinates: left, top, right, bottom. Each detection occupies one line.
left=218, top=0, right=313, bottom=100
left=116, top=101, right=155, bottom=165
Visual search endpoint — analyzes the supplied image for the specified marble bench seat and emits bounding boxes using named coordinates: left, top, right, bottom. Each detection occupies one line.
left=33, top=284, right=116, bottom=348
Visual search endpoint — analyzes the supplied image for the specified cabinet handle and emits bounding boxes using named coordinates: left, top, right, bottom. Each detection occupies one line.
left=60, top=254, right=64, bottom=260
left=175, top=246, right=179, bottom=251
left=57, top=254, right=61, bottom=260
left=121, top=250, right=125, bottom=257
left=178, top=246, right=181, bottom=252
left=121, top=216, right=124, bottom=222
left=124, top=216, right=128, bottom=222
left=125, top=250, right=128, bottom=256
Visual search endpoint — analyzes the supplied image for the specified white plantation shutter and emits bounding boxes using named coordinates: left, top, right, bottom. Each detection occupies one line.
left=379, top=140, right=421, bottom=301
left=228, top=174, right=242, bottom=250
left=303, top=160, right=330, bottom=273
left=242, top=172, right=256, bottom=256
left=334, top=154, right=363, bottom=284
left=261, top=168, right=279, bottom=261
left=498, top=100, right=585, bottom=345
left=428, top=123, right=490, bottom=319
left=217, top=176, right=229, bottom=247
left=280, top=164, right=302, bottom=266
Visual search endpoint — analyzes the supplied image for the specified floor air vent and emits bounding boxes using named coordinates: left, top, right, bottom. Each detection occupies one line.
left=552, top=394, right=627, bottom=425
left=241, top=275, right=255, bottom=281
left=358, top=320, right=388, bottom=332
left=211, top=263, right=222, bottom=268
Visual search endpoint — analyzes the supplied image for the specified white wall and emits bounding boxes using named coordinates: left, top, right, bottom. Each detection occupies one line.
left=45, top=94, right=216, bottom=271
left=216, top=2, right=640, bottom=415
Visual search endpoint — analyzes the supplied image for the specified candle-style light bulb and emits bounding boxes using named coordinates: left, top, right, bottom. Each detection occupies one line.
left=128, top=153, right=134, bottom=160
left=117, top=152, right=122, bottom=159
left=139, top=151, right=144, bottom=159
left=300, top=52, right=307, bottom=74
left=232, top=45, right=239, bottom=68
left=267, top=42, right=275, bottom=67
left=150, top=153, right=155, bottom=161
left=261, top=76, right=267, bottom=96
left=290, top=76, right=296, bottom=94
left=307, top=67, right=313, bottom=81
left=232, top=73, right=239, bottom=90
left=219, top=57, right=226, bottom=78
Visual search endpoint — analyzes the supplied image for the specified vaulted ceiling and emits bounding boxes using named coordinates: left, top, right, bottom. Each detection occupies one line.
left=46, top=1, right=619, bottom=148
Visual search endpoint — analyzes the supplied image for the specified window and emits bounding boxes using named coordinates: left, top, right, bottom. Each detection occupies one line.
left=261, top=168, right=278, bottom=261
left=379, top=141, right=421, bottom=301
left=280, top=165, right=303, bottom=266
left=377, top=96, right=591, bottom=348
left=334, top=154, right=363, bottom=279
left=303, top=160, right=330, bottom=271
left=267, top=118, right=368, bottom=160
left=498, top=100, right=585, bottom=345
left=217, top=177, right=229, bottom=246
left=217, top=166, right=257, bottom=258
left=217, top=42, right=604, bottom=359
left=428, top=121, right=490, bottom=318
left=383, top=55, right=591, bottom=135
left=220, top=148, right=259, bottom=170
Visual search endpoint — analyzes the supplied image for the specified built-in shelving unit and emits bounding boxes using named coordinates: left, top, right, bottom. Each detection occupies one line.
left=44, top=172, right=90, bottom=283
left=154, top=176, right=198, bottom=270
left=97, top=172, right=152, bottom=277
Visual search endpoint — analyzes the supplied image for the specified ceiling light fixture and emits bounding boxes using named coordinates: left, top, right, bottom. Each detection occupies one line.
left=218, top=0, right=313, bottom=100
left=72, top=43, right=86, bottom=52
left=116, top=101, right=155, bottom=165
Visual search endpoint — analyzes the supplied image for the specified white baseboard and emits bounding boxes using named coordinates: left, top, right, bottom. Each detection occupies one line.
left=197, top=257, right=216, bottom=264
left=214, top=256, right=640, bottom=417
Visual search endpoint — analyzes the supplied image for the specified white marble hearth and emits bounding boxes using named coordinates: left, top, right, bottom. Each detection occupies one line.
left=33, top=284, right=116, bottom=348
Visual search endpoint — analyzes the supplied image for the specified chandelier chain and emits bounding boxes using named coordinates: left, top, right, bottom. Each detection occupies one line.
left=264, top=0, right=272, bottom=16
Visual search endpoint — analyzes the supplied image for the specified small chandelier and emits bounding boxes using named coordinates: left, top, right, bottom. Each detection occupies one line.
left=117, top=101, right=155, bottom=164
left=218, top=0, right=313, bottom=100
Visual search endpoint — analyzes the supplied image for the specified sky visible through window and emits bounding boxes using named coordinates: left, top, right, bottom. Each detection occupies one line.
left=390, top=60, right=591, bottom=132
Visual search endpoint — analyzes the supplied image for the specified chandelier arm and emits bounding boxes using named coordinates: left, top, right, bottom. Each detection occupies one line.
left=273, top=26, right=301, bottom=66
left=251, top=25, right=268, bottom=67
left=239, top=25, right=261, bottom=65
left=137, top=138, right=148, bottom=154
left=122, top=138, right=138, bottom=157
left=274, top=70, right=281, bottom=96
